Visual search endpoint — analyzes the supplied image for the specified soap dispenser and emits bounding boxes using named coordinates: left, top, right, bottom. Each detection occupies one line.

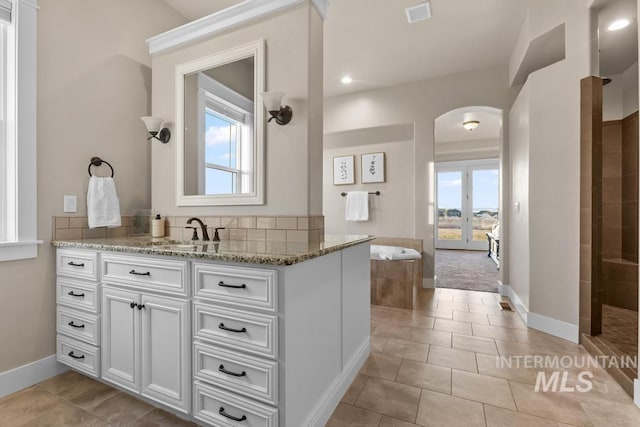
left=151, top=214, right=165, bottom=238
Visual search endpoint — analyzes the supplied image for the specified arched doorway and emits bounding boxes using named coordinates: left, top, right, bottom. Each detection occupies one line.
left=433, top=106, right=504, bottom=293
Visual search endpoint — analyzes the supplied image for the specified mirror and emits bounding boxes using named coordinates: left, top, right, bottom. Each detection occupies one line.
left=176, top=40, right=264, bottom=206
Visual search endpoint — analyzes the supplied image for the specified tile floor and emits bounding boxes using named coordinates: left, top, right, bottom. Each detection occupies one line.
left=327, top=288, right=640, bottom=427
left=0, top=370, right=196, bottom=426
left=601, top=303, right=638, bottom=361
left=1, top=288, right=640, bottom=426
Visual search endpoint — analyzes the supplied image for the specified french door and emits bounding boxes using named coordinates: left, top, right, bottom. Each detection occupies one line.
left=436, top=160, right=499, bottom=250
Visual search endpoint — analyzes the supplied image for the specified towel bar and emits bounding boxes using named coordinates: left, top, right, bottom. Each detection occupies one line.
left=341, top=191, right=380, bottom=197
left=88, top=157, right=114, bottom=177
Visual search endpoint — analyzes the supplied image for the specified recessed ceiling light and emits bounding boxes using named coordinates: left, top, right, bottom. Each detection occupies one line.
left=406, top=2, right=432, bottom=24
left=341, top=76, right=353, bottom=84
left=463, top=120, right=480, bottom=131
left=608, top=18, right=631, bottom=31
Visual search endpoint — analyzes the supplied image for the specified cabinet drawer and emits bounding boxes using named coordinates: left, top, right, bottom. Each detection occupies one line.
left=194, top=381, right=278, bottom=427
left=194, top=303, right=277, bottom=359
left=102, top=254, right=188, bottom=296
left=194, top=342, right=278, bottom=405
left=57, top=278, right=100, bottom=313
left=57, top=335, right=100, bottom=378
left=57, top=307, right=101, bottom=346
left=57, top=249, right=98, bottom=281
left=193, top=264, right=277, bottom=312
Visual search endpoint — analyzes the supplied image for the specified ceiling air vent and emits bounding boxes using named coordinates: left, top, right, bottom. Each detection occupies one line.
left=406, top=2, right=432, bottom=24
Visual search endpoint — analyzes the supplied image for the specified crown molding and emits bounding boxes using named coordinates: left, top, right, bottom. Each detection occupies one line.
left=147, top=0, right=328, bottom=55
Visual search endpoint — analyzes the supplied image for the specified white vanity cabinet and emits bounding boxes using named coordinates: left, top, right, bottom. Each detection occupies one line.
left=54, top=238, right=371, bottom=427
left=191, top=263, right=279, bottom=427
left=100, top=254, right=190, bottom=413
left=55, top=249, right=101, bottom=378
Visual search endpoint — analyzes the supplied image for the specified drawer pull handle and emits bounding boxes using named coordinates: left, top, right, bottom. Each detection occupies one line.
left=218, top=364, right=247, bottom=377
left=68, top=291, right=85, bottom=298
left=129, top=270, right=151, bottom=276
left=68, top=351, right=85, bottom=360
left=218, top=407, right=246, bottom=422
left=218, top=323, right=247, bottom=333
left=218, top=281, right=247, bottom=289
left=68, top=321, right=85, bottom=329
left=67, top=261, right=85, bottom=267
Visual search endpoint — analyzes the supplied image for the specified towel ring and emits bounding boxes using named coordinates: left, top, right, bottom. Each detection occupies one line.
left=88, top=156, right=114, bottom=177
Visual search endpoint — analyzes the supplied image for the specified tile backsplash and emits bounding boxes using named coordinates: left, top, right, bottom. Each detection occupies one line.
left=53, top=215, right=325, bottom=243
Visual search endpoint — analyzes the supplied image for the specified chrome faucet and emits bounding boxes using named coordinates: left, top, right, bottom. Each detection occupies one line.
left=186, top=217, right=210, bottom=241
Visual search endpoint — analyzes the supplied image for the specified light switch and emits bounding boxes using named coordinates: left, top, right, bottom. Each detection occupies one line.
left=64, top=195, right=77, bottom=213
left=513, top=201, right=520, bottom=213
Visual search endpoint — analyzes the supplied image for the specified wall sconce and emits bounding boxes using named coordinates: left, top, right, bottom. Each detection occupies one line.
left=260, top=92, right=293, bottom=125
left=140, top=116, right=171, bottom=143
left=462, top=120, right=480, bottom=131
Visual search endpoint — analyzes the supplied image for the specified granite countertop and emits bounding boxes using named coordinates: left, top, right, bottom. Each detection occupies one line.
left=51, top=234, right=374, bottom=266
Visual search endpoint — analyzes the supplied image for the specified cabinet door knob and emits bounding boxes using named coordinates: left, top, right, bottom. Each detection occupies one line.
left=218, top=364, right=247, bottom=377
left=68, top=321, right=85, bottom=329
left=218, top=323, right=247, bottom=333
left=137, top=304, right=146, bottom=310
left=218, top=407, right=247, bottom=422
left=68, top=351, right=85, bottom=360
left=130, top=302, right=137, bottom=309
left=217, top=281, right=247, bottom=289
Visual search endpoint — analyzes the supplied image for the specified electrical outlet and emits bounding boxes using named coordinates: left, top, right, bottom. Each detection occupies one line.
left=64, top=195, right=77, bottom=213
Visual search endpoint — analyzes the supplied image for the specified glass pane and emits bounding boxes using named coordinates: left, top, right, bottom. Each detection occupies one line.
left=205, top=112, right=237, bottom=168
left=206, top=168, right=236, bottom=195
left=437, top=171, right=463, bottom=240
left=472, top=169, right=499, bottom=241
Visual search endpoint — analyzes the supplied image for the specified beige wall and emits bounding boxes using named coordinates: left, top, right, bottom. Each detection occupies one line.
left=325, top=67, right=518, bottom=279
left=508, top=0, right=591, bottom=330
left=323, top=124, right=415, bottom=237
left=203, top=57, right=255, bottom=101
left=0, top=0, right=185, bottom=373
left=150, top=2, right=324, bottom=217
left=508, top=83, right=531, bottom=310
left=603, top=62, right=639, bottom=121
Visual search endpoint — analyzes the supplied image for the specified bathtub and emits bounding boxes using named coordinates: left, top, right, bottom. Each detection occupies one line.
left=370, top=238, right=423, bottom=309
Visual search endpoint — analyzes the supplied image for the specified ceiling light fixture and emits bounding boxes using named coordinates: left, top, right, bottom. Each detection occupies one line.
left=608, top=18, right=631, bottom=31
left=406, top=1, right=432, bottom=24
left=463, top=120, right=480, bottom=131
left=341, top=76, right=353, bottom=84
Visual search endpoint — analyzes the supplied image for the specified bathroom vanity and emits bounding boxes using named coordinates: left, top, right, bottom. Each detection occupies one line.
left=52, top=235, right=371, bottom=426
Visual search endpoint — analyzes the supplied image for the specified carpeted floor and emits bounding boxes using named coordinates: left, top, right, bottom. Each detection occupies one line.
left=435, top=249, right=499, bottom=293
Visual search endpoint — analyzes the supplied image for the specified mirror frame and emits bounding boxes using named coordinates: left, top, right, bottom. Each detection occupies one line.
left=175, top=39, right=265, bottom=206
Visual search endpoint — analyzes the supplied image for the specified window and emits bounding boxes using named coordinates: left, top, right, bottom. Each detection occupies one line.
left=197, top=73, right=254, bottom=196
left=0, top=0, right=39, bottom=261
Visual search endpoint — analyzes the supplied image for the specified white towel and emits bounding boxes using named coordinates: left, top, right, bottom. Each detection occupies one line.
left=345, top=191, right=369, bottom=221
left=87, top=176, right=122, bottom=229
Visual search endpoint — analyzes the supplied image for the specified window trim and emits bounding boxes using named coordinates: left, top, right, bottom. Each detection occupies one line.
left=0, top=0, right=41, bottom=262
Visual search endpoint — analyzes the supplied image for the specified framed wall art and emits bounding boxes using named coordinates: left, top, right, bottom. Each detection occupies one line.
left=333, top=155, right=355, bottom=185
left=361, top=152, right=385, bottom=183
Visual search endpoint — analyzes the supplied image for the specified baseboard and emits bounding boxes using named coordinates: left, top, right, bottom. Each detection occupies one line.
left=498, top=282, right=528, bottom=325
left=527, top=312, right=579, bottom=343
left=306, top=337, right=370, bottom=427
left=0, top=355, right=68, bottom=398
left=635, top=379, right=640, bottom=407
left=423, top=277, right=435, bottom=289
left=499, top=282, right=579, bottom=344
